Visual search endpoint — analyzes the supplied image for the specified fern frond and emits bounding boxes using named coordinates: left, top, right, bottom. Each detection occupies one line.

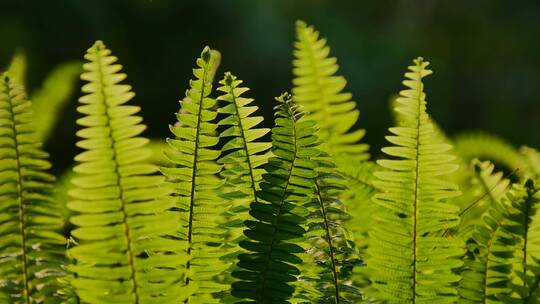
left=459, top=184, right=516, bottom=303
left=521, top=146, right=540, bottom=176
left=456, top=159, right=511, bottom=237
left=293, top=20, right=368, bottom=160
left=453, top=131, right=528, bottom=176
left=68, top=41, right=187, bottom=303
left=231, top=93, right=319, bottom=303
left=217, top=72, right=271, bottom=227
left=367, top=58, right=464, bottom=303
left=0, top=73, right=67, bottom=302
left=299, top=153, right=362, bottom=303
left=160, top=46, right=228, bottom=303
left=32, top=61, right=82, bottom=142
left=146, top=139, right=168, bottom=166
left=503, top=177, right=540, bottom=302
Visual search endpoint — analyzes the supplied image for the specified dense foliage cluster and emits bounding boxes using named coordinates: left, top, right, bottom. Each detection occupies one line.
left=0, top=20, right=539, bottom=303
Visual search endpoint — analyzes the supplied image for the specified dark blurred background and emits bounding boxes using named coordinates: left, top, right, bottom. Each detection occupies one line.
left=0, top=0, right=538, bottom=174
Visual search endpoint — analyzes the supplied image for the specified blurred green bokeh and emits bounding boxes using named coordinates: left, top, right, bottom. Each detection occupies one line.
left=1, top=0, right=538, bottom=173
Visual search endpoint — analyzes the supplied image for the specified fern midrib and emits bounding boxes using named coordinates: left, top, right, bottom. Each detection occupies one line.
left=258, top=112, right=299, bottom=302
left=185, top=61, right=210, bottom=292
left=410, top=71, right=423, bottom=304
left=4, top=79, right=31, bottom=304
left=229, top=85, right=258, bottom=203
left=94, top=51, right=140, bottom=303
left=315, top=180, right=340, bottom=304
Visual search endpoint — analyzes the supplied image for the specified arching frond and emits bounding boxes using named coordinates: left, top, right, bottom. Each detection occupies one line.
left=367, top=58, right=464, bottom=303
left=299, top=153, right=363, bottom=303
left=453, top=131, right=528, bottom=176
left=231, top=93, right=318, bottom=304
left=160, top=46, right=228, bottom=303
left=68, top=41, right=187, bottom=303
left=293, top=20, right=368, bottom=160
left=32, top=61, right=82, bottom=142
left=0, top=73, right=67, bottom=302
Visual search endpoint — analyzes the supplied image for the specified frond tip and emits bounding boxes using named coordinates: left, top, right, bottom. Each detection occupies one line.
left=368, top=57, right=464, bottom=303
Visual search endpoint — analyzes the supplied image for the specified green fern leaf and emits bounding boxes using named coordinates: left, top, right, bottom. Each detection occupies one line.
left=0, top=73, right=67, bottom=303
left=68, top=41, right=188, bottom=303
left=502, top=177, right=540, bottom=302
left=160, top=46, right=229, bottom=303
left=367, top=58, right=464, bottom=303
left=456, top=159, right=511, bottom=238
left=459, top=182, right=517, bottom=303
left=293, top=20, right=368, bottom=160
left=298, top=153, right=363, bottom=303
left=520, top=146, right=540, bottom=176
left=6, top=50, right=27, bottom=85
left=453, top=131, right=529, bottom=177
left=32, top=61, right=82, bottom=142
left=217, top=72, right=271, bottom=227
left=231, top=93, right=318, bottom=304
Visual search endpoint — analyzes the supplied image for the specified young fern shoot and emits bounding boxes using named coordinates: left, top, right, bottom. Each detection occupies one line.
left=0, top=73, right=67, bottom=303
left=367, top=58, right=464, bottom=303
left=232, top=94, right=319, bottom=303
left=68, top=41, right=186, bottom=303
left=160, top=47, right=228, bottom=303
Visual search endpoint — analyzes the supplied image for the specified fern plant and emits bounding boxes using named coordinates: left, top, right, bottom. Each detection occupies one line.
left=67, top=41, right=186, bottom=303
left=0, top=73, right=67, bottom=302
left=231, top=93, right=319, bottom=303
left=1, top=19, right=539, bottom=304
left=367, top=58, right=464, bottom=303
left=160, top=46, right=229, bottom=303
